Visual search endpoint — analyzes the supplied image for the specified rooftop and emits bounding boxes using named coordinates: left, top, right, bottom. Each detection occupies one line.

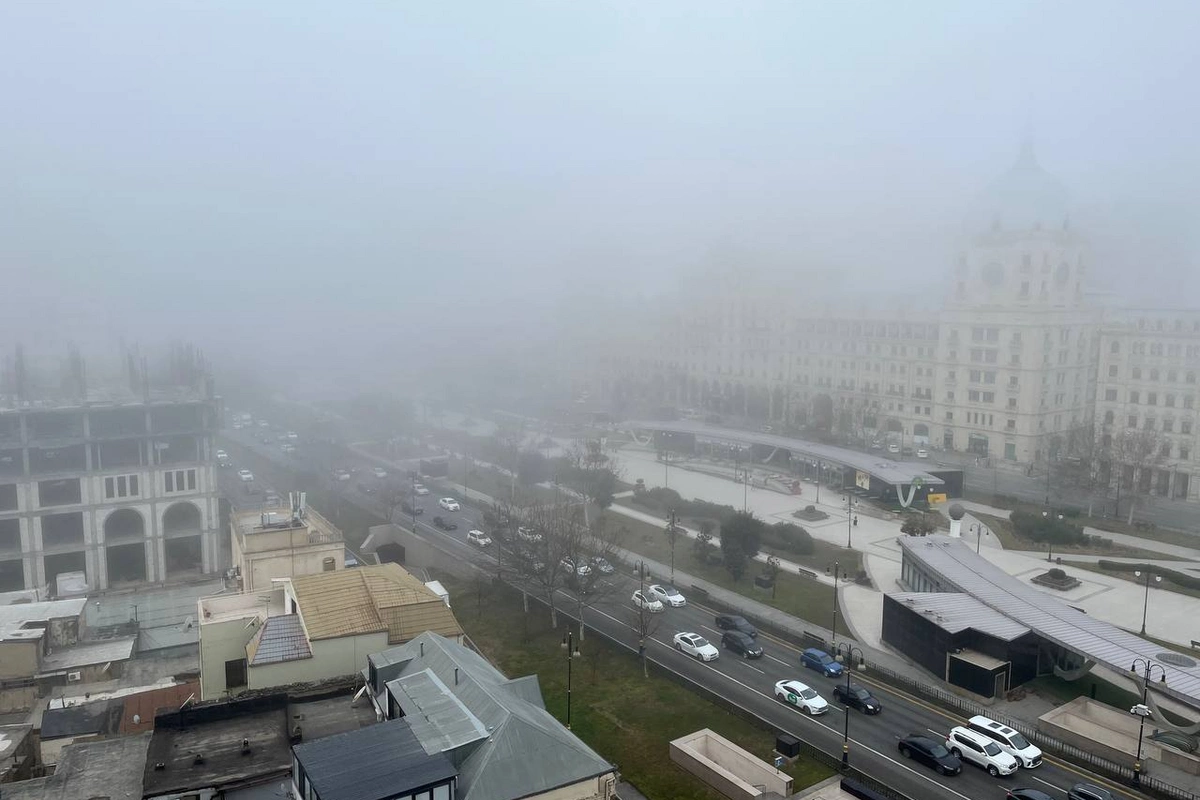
left=900, top=535, right=1200, bottom=711
left=248, top=614, right=312, bottom=666
left=0, top=733, right=151, bottom=800
left=200, top=587, right=288, bottom=626
left=624, top=420, right=946, bottom=487
left=234, top=505, right=343, bottom=552
left=888, top=592, right=1031, bottom=641
left=0, top=598, right=86, bottom=643
left=294, top=718, right=457, bottom=800
left=39, top=636, right=137, bottom=675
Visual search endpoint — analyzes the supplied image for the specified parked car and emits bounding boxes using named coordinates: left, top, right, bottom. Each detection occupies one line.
left=916, top=448, right=929, bottom=458
left=631, top=590, right=664, bottom=613
left=372, top=466, right=388, bottom=478
left=413, top=484, right=430, bottom=496
left=438, top=497, right=461, bottom=511
left=559, top=557, right=592, bottom=577
left=897, top=734, right=961, bottom=775
left=673, top=632, right=720, bottom=661
left=590, top=556, right=615, bottom=574
left=773, top=680, right=828, bottom=715
left=832, top=683, right=881, bottom=714
left=966, top=715, right=1042, bottom=768
left=400, top=501, right=423, bottom=516
left=720, top=630, right=763, bottom=659
left=467, top=530, right=492, bottom=547
left=887, top=443, right=900, bottom=454
left=215, top=449, right=228, bottom=461
left=647, top=584, right=686, bottom=607
left=1067, top=784, right=1114, bottom=800
left=432, top=516, right=458, bottom=531
left=517, top=526, right=543, bottom=543
left=714, top=614, right=757, bottom=638
left=801, top=648, right=844, bottom=677
left=237, top=469, right=254, bottom=482
left=1007, top=791, right=1054, bottom=800
left=945, top=726, right=1018, bottom=776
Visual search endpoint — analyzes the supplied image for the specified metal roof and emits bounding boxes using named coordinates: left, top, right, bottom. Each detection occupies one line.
left=371, top=633, right=615, bottom=800
left=0, top=598, right=86, bottom=642
left=39, top=636, right=136, bottom=673
left=247, top=614, right=312, bottom=666
left=888, top=592, right=1031, bottom=641
left=625, top=420, right=945, bottom=486
left=386, top=669, right=490, bottom=753
left=294, top=718, right=456, bottom=800
left=900, top=535, right=1200, bottom=709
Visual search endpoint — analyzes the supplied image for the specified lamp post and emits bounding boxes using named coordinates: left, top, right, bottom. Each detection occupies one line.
left=1041, top=510, right=1063, bottom=562
left=1135, top=569, right=1163, bottom=636
left=1129, top=658, right=1167, bottom=787
left=846, top=495, right=857, bottom=549
left=835, top=643, right=866, bottom=766
left=815, top=460, right=821, bottom=504
left=972, top=523, right=989, bottom=554
left=826, top=561, right=842, bottom=646
left=561, top=631, right=581, bottom=730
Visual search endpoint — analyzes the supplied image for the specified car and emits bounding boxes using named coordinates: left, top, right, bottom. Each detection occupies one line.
left=774, top=680, right=828, bottom=715
left=432, top=516, right=458, bottom=531
left=372, top=466, right=388, bottom=479
left=673, top=632, right=720, bottom=661
left=801, top=648, right=844, bottom=677
left=946, top=726, right=1019, bottom=776
left=215, top=449, right=228, bottom=460
left=966, top=715, right=1042, bottom=768
left=720, top=630, right=763, bottom=659
left=286, top=431, right=298, bottom=440
left=590, top=556, right=615, bottom=574
left=887, top=443, right=901, bottom=454
left=714, top=614, right=757, bottom=638
left=438, top=498, right=461, bottom=511
left=897, top=734, right=962, bottom=775
left=358, top=484, right=375, bottom=495
left=517, top=526, right=543, bottom=543
left=237, top=469, right=254, bottom=482
left=916, top=448, right=929, bottom=458
left=258, top=420, right=270, bottom=428
left=334, top=470, right=351, bottom=482
left=648, top=584, right=686, bottom=607
left=631, top=590, right=664, bottom=613
left=1006, top=791, right=1055, bottom=800
left=400, top=500, right=424, bottom=516
left=560, top=557, right=592, bottom=577
left=281, top=443, right=295, bottom=453
left=1067, top=784, right=1114, bottom=800
left=467, top=529, right=492, bottom=547
left=232, top=422, right=243, bottom=429
left=413, top=484, right=430, bottom=496
left=832, top=683, right=881, bottom=714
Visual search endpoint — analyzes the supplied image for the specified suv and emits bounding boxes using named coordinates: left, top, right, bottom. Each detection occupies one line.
left=966, top=715, right=1042, bottom=768
left=1067, top=785, right=1114, bottom=800
left=432, top=516, right=458, bottom=531
left=721, top=630, right=763, bottom=659
left=400, top=500, right=423, bottom=516
left=946, top=726, right=1019, bottom=776
left=801, top=648, right=844, bottom=677
left=714, top=614, right=757, bottom=638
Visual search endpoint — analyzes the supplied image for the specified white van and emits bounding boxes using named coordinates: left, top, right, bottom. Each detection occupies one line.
left=967, top=715, right=1042, bottom=768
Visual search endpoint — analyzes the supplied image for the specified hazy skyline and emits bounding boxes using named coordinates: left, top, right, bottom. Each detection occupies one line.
left=2, top=2, right=1197, bottom=380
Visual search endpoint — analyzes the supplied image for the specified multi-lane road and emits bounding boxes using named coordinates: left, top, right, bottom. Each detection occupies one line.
left=217, top=424, right=1140, bottom=800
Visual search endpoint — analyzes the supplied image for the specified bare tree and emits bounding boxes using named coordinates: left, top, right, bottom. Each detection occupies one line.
left=1054, top=421, right=1106, bottom=516
left=629, top=561, right=662, bottom=679
left=1109, top=427, right=1169, bottom=524
left=561, top=512, right=629, bottom=641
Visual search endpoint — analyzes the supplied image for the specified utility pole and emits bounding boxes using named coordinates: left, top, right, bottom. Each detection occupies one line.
left=665, top=509, right=679, bottom=585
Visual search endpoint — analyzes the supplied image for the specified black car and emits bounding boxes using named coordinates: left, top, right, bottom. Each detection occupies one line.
left=714, top=614, right=757, bottom=638
left=432, top=516, right=458, bottom=531
left=1008, top=791, right=1055, bottom=800
left=1067, top=784, right=1114, bottom=800
left=897, top=734, right=961, bottom=775
left=832, top=683, right=881, bottom=714
left=400, top=501, right=424, bottom=516
left=721, top=630, right=763, bottom=659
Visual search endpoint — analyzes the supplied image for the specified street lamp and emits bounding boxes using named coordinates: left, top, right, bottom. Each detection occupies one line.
left=826, top=561, right=842, bottom=646
left=971, top=523, right=989, bottom=554
left=845, top=495, right=857, bottom=549
left=561, top=631, right=582, bottom=730
left=1129, top=658, right=1167, bottom=787
left=1041, top=510, right=1064, bottom=562
left=1134, top=569, right=1164, bottom=636
left=834, top=643, right=866, bottom=765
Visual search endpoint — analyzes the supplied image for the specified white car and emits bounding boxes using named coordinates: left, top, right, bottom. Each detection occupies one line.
left=648, top=584, right=686, bottom=607
left=631, top=590, right=664, bottom=613
left=916, top=448, right=929, bottom=458
left=372, top=467, right=388, bottom=479
left=887, top=443, right=900, bottom=454
left=438, top=498, right=461, bottom=512
left=517, top=526, right=543, bottom=543
left=946, top=727, right=1019, bottom=776
left=560, top=557, right=592, bottom=577
left=467, top=530, right=492, bottom=547
left=774, top=679, right=829, bottom=715
left=413, top=484, right=430, bottom=496
left=335, top=470, right=351, bottom=482
left=215, top=449, right=228, bottom=460
left=237, top=469, right=254, bottom=482
left=286, top=431, right=298, bottom=440
left=673, top=632, right=720, bottom=661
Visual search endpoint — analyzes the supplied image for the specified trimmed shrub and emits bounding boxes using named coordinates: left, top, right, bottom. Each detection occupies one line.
left=1011, top=510, right=1087, bottom=546
left=762, top=522, right=815, bottom=556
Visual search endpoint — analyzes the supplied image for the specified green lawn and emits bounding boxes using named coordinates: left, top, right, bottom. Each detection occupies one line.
left=440, top=575, right=834, bottom=800
left=973, top=512, right=1185, bottom=561
left=608, top=513, right=847, bottom=633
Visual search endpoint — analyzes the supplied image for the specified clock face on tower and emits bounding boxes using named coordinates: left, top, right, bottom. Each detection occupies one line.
left=983, top=263, right=1005, bottom=287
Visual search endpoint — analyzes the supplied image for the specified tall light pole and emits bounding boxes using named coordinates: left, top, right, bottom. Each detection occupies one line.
left=835, top=643, right=866, bottom=765
left=1130, top=658, right=1166, bottom=787
left=826, top=561, right=841, bottom=646
left=561, top=631, right=581, bottom=729
left=665, top=509, right=679, bottom=585
left=815, top=460, right=822, bottom=504
left=1041, top=509, right=1063, bottom=562
left=1135, top=569, right=1163, bottom=636
left=846, top=494, right=856, bottom=549
left=972, top=523, right=989, bottom=554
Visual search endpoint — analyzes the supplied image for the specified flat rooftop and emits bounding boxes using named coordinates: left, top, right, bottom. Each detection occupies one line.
left=233, top=505, right=343, bottom=549
left=200, top=587, right=287, bottom=625
left=0, top=733, right=151, bottom=800
left=0, top=598, right=86, bottom=643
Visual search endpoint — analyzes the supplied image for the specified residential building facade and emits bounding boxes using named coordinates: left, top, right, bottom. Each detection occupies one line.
left=230, top=498, right=344, bottom=592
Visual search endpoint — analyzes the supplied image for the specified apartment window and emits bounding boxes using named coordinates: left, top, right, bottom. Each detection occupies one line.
left=1184, top=421, right=1194, bottom=435
left=1187, top=396, right=1196, bottom=410
left=1161, top=443, right=1172, bottom=458
left=1182, top=446, right=1191, bottom=461
left=1007, top=398, right=1017, bottom=410
left=983, top=392, right=995, bottom=403
left=1133, top=367, right=1142, bottom=379
left=969, top=390, right=979, bottom=402
left=1151, top=369, right=1160, bottom=381
left=945, top=412, right=954, bottom=422
left=1006, top=419, right=1016, bottom=431
left=165, top=469, right=197, bottom=494
left=1167, top=394, right=1176, bottom=408
left=1144, top=418, right=1156, bottom=431
left=1130, top=391, right=1140, bottom=404
left=1128, top=415, right=1138, bottom=428
left=1163, top=419, right=1174, bottom=433
left=1148, top=392, right=1158, bottom=406
left=1105, top=389, right=1117, bottom=401
left=1109, top=365, right=1118, bottom=378
left=946, top=391, right=955, bottom=401
left=103, top=474, right=141, bottom=500
left=1020, top=281, right=1030, bottom=297
left=1111, top=341, right=1120, bottom=354
left=1104, top=410, right=1114, bottom=424
left=1169, top=370, right=1178, bottom=382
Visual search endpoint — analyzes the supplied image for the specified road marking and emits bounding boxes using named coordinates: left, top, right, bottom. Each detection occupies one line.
left=1031, top=775, right=1062, bottom=791
left=765, top=654, right=792, bottom=667
left=701, top=625, right=723, bottom=636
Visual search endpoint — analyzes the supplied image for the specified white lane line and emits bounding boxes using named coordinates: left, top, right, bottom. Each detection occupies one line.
left=583, top=603, right=974, bottom=800
left=1031, top=775, right=1064, bottom=791
left=701, top=625, right=724, bottom=636
left=765, top=654, right=792, bottom=667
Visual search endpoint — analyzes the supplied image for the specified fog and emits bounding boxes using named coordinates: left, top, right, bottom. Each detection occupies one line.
left=1, top=1, right=1197, bottom=392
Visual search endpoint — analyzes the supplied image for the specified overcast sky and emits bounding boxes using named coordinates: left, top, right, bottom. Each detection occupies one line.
left=1, top=1, right=1197, bottom=384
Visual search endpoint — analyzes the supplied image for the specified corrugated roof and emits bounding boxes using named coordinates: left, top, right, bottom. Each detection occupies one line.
left=386, top=669, right=490, bottom=753
left=626, top=420, right=945, bottom=486
left=371, top=633, right=614, bottom=800
left=901, top=535, right=1200, bottom=709
left=248, top=614, right=312, bottom=666
left=291, top=563, right=461, bottom=642
left=888, top=593, right=1031, bottom=641
left=294, top=718, right=456, bottom=800
left=39, top=637, right=136, bottom=673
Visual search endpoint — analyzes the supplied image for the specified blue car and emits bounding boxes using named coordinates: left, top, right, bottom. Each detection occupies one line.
left=801, top=648, right=843, bottom=677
